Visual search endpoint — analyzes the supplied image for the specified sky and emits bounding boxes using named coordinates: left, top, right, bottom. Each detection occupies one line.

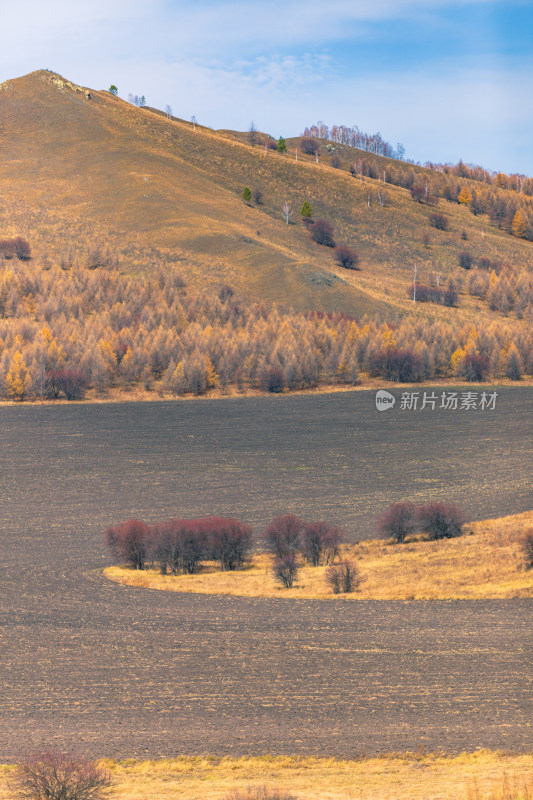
left=2, top=0, right=532, bottom=175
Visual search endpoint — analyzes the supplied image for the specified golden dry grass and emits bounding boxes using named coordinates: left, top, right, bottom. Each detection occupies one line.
left=104, top=510, right=533, bottom=600
left=2, top=752, right=532, bottom=800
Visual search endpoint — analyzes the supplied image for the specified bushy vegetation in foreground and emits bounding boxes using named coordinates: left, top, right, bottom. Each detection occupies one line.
left=12, top=750, right=111, bottom=800
left=7, top=750, right=533, bottom=800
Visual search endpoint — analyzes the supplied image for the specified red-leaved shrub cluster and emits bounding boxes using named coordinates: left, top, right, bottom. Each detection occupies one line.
left=105, top=516, right=252, bottom=572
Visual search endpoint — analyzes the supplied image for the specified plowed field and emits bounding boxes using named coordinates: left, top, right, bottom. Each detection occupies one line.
left=0, top=389, right=531, bottom=759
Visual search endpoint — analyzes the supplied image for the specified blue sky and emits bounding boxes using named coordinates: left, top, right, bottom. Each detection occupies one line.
left=2, top=0, right=532, bottom=174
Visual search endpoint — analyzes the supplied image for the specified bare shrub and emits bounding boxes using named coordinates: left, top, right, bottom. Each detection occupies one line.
left=325, top=560, right=359, bottom=594
left=377, top=502, right=416, bottom=543
left=520, top=529, right=533, bottom=569
left=429, top=213, right=449, bottom=231
left=0, top=236, right=30, bottom=260
left=334, top=246, right=359, bottom=270
left=417, top=502, right=466, bottom=540
left=153, top=518, right=207, bottom=575
left=273, top=554, right=299, bottom=588
left=459, top=251, right=473, bottom=270
left=300, top=522, right=343, bottom=566
left=479, top=257, right=502, bottom=273
left=444, top=282, right=459, bottom=307
left=218, top=284, right=235, bottom=302
left=205, top=517, right=253, bottom=570
left=45, top=369, right=88, bottom=400
left=0, top=239, right=16, bottom=259
left=13, top=750, right=111, bottom=800
left=411, top=283, right=445, bottom=304
left=263, top=514, right=303, bottom=557
left=368, top=347, right=423, bottom=382
left=310, top=219, right=336, bottom=247
left=13, top=237, right=31, bottom=260
left=104, top=519, right=151, bottom=569
left=463, top=353, right=490, bottom=382
left=259, top=365, right=286, bottom=393
left=300, top=137, right=320, bottom=156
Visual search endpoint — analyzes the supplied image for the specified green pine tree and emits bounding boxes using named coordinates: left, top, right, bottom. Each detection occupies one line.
left=300, top=201, right=312, bottom=221
left=276, top=137, right=287, bottom=153
left=242, top=186, right=252, bottom=203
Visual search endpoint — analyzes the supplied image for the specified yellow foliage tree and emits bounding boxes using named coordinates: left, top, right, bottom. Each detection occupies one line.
left=47, top=339, right=66, bottom=369
left=450, top=346, right=465, bottom=375
left=204, top=356, right=218, bottom=389
left=511, top=209, right=528, bottom=238
left=170, top=361, right=186, bottom=393
left=99, top=339, right=118, bottom=372
left=7, top=351, right=31, bottom=400
left=381, top=326, right=397, bottom=349
left=39, top=325, right=53, bottom=345
left=458, top=186, right=472, bottom=206
left=120, top=346, right=135, bottom=381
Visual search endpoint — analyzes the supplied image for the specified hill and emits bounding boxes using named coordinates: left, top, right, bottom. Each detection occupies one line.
left=0, top=69, right=532, bottom=324
left=0, top=70, right=381, bottom=317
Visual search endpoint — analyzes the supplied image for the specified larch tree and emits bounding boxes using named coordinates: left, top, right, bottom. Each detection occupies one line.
left=7, top=351, right=31, bottom=400
left=512, top=208, right=528, bottom=238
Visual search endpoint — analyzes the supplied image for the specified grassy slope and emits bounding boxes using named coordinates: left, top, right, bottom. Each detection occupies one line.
left=2, top=752, right=533, bottom=800
left=0, top=70, right=531, bottom=324
left=0, top=71, right=382, bottom=317
left=105, top=510, right=533, bottom=600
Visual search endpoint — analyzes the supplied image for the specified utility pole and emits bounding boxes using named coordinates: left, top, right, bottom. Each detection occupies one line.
left=413, top=263, right=418, bottom=302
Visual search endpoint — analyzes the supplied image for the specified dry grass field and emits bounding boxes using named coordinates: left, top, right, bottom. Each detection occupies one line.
left=2, top=752, right=533, bottom=800
left=105, top=510, right=533, bottom=600
left=0, top=70, right=532, bottom=323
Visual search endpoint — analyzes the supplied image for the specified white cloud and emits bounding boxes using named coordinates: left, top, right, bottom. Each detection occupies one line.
left=0, top=0, right=501, bottom=73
